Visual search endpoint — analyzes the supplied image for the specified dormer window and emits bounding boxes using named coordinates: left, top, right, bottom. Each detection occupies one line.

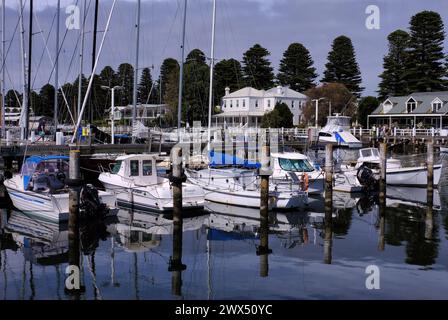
left=407, top=98, right=417, bottom=113
left=432, top=99, right=443, bottom=112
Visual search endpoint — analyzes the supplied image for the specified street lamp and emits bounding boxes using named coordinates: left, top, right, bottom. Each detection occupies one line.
left=101, top=85, right=123, bottom=144
left=311, top=98, right=326, bottom=128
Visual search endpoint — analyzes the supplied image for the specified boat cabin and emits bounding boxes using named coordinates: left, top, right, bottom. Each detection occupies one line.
left=21, top=156, right=69, bottom=193
left=110, top=154, right=162, bottom=184
left=271, top=153, right=315, bottom=173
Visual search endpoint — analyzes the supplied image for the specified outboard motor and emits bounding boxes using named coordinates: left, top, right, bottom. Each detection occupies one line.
left=356, top=165, right=379, bottom=191
left=79, top=184, right=109, bottom=219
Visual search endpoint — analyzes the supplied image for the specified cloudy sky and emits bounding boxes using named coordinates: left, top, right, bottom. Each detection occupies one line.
left=2, top=0, right=448, bottom=97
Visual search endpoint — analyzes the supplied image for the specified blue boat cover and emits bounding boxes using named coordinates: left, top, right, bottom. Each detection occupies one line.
left=209, top=150, right=260, bottom=169
left=21, top=155, right=69, bottom=190
left=208, top=228, right=258, bottom=241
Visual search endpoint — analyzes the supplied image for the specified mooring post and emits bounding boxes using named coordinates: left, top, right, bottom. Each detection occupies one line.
left=257, top=129, right=272, bottom=275
left=323, top=144, right=333, bottom=263
left=427, top=141, right=434, bottom=208
left=325, top=144, right=333, bottom=197
left=168, top=146, right=186, bottom=294
left=379, top=143, right=387, bottom=203
left=67, top=145, right=84, bottom=294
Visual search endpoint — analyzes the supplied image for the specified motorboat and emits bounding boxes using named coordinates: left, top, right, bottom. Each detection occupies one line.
left=99, top=154, right=205, bottom=212
left=270, top=152, right=324, bottom=195
left=3, top=155, right=117, bottom=222
left=185, top=167, right=308, bottom=210
left=318, top=114, right=362, bottom=149
left=349, top=148, right=442, bottom=187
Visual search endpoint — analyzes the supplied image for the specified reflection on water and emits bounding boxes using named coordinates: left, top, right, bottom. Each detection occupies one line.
left=1, top=184, right=448, bottom=299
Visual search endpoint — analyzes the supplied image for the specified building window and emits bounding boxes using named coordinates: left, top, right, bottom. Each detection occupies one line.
left=432, top=101, right=442, bottom=112
left=236, top=100, right=239, bottom=108
left=230, top=100, right=233, bottom=108
left=268, top=100, right=271, bottom=108
left=243, top=100, right=246, bottom=108
left=255, top=100, right=259, bottom=108
left=292, top=101, right=295, bottom=108
left=407, top=98, right=417, bottom=113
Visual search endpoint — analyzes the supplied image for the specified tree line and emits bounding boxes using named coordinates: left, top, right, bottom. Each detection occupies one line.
left=3, top=10, right=446, bottom=128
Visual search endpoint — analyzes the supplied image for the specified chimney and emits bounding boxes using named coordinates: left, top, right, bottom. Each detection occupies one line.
left=277, top=85, right=282, bottom=95
left=225, top=87, right=230, bottom=96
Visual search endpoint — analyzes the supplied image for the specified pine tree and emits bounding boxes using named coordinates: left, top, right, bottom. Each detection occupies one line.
left=137, top=67, right=154, bottom=104
left=116, top=63, right=134, bottom=106
left=277, top=43, right=317, bottom=92
left=242, top=44, right=274, bottom=90
left=322, top=35, right=364, bottom=96
left=406, top=11, right=446, bottom=92
left=378, top=30, right=410, bottom=99
left=214, top=58, right=244, bottom=105
left=159, top=58, right=179, bottom=103
left=38, top=84, right=55, bottom=117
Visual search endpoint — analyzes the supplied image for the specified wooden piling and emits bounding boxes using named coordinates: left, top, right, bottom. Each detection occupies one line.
left=325, top=144, right=333, bottom=196
left=68, top=146, right=80, bottom=269
left=427, top=141, right=434, bottom=208
left=168, top=146, right=186, bottom=294
left=324, top=199, right=332, bottom=264
left=379, top=143, right=387, bottom=203
left=257, top=129, right=272, bottom=274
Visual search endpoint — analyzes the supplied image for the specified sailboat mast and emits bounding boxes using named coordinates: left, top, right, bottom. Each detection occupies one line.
left=25, top=0, right=33, bottom=139
left=132, top=0, right=141, bottom=144
left=77, top=0, right=86, bottom=121
left=207, top=0, right=217, bottom=150
left=1, top=0, right=5, bottom=139
left=54, top=0, right=60, bottom=138
left=177, top=0, right=187, bottom=140
left=19, top=0, right=27, bottom=140
left=90, top=0, right=99, bottom=124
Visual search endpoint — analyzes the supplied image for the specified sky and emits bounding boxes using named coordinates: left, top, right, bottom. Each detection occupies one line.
left=2, top=0, right=448, bottom=98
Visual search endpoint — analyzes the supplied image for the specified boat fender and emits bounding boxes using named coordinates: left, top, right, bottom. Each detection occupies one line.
left=301, top=173, right=309, bottom=192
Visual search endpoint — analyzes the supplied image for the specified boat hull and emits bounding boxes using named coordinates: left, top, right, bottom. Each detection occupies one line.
left=386, top=165, right=442, bottom=187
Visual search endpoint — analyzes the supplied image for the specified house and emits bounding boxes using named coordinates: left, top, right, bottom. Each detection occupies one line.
left=213, top=85, right=308, bottom=127
left=368, top=92, right=448, bottom=129
left=113, top=104, right=169, bottom=126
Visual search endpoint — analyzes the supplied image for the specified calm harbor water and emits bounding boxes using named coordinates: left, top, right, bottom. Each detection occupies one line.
left=1, top=169, right=448, bottom=300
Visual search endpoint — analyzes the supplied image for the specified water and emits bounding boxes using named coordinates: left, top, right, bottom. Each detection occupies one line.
left=1, top=172, right=448, bottom=299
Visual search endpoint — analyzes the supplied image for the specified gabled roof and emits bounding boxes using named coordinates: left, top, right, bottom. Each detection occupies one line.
left=223, top=86, right=307, bottom=99
left=373, top=91, right=448, bottom=115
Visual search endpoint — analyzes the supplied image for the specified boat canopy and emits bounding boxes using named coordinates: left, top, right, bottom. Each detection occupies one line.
left=21, top=155, right=69, bottom=190
left=209, top=151, right=260, bottom=169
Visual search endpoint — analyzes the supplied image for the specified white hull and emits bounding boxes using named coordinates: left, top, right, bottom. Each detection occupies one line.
left=386, top=165, right=442, bottom=187
left=100, top=178, right=205, bottom=213
left=4, top=180, right=117, bottom=223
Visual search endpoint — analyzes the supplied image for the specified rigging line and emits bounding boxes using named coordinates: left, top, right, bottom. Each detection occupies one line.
left=0, top=4, right=21, bottom=75
left=34, top=8, right=76, bottom=124
left=31, top=9, right=57, bottom=89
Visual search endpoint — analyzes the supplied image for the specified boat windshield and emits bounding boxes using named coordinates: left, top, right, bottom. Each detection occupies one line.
left=22, top=159, right=69, bottom=177
left=111, top=161, right=122, bottom=174
left=278, top=158, right=314, bottom=172
left=360, top=149, right=379, bottom=158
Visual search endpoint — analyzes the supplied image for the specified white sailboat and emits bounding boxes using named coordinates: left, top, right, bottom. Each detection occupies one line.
left=99, top=154, right=205, bottom=212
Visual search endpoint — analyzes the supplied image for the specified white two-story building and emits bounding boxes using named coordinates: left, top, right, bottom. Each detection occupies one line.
left=213, top=85, right=308, bottom=128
